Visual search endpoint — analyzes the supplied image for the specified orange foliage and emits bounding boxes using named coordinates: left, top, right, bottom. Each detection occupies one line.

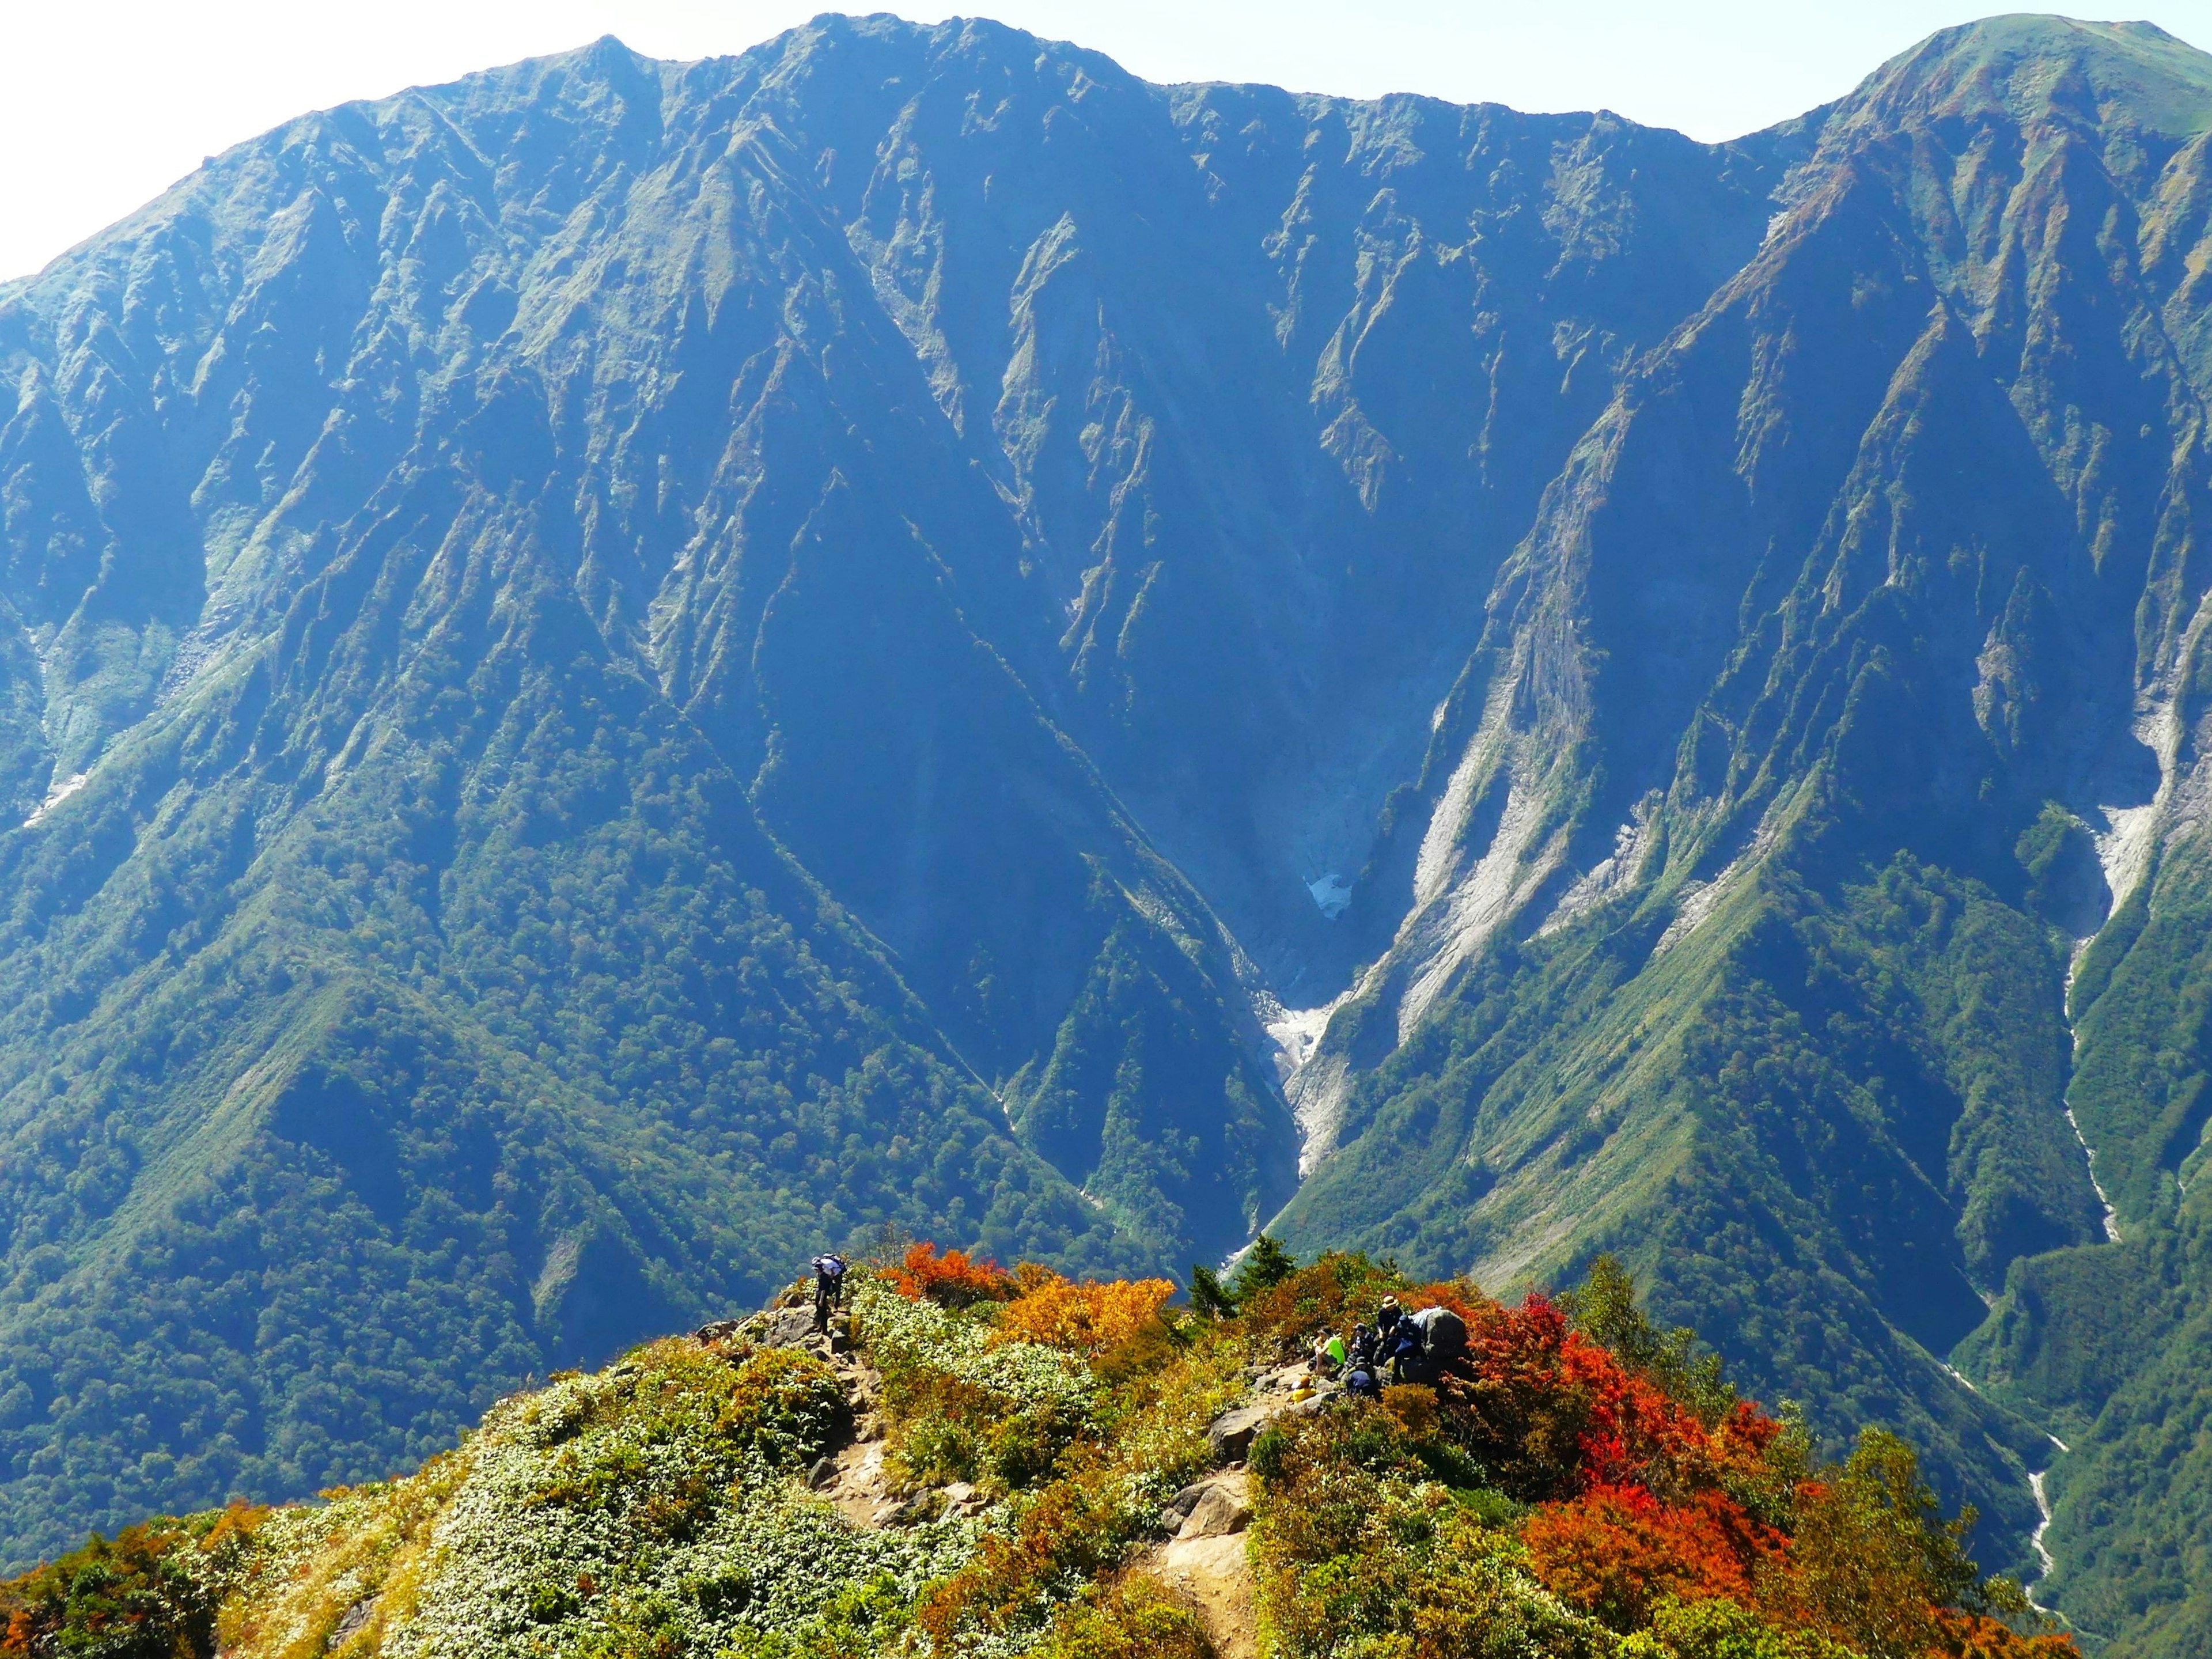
left=1524, top=1480, right=1783, bottom=1631
left=992, top=1272, right=1175, bottom=1353
left=886, top=1242, right=1019, bottom=1308
left=1931, top=1609, right=2080, bottom=1659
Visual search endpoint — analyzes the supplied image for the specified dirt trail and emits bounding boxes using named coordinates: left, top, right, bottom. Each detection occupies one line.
left=1141, top=1532, right=1259, bottom=1659
left=1137, top=1467, right=1259, bottom=1659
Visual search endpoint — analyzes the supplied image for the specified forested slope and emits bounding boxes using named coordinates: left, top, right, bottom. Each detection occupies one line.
left=0, top=16, right=2210, bottom=1655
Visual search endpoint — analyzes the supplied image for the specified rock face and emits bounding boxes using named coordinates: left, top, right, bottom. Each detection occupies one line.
left=0, top=15, right=2210, bottom=1649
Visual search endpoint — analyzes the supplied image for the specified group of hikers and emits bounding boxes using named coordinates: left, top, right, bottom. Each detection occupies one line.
left=1309, top=1294, right=1467, bottom=1399
left=804, top=1255, right=1464, bottom=1399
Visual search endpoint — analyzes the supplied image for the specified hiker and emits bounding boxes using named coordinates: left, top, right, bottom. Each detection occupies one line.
left=1350, top=1321, right=1380, bottom=1370
left=1375, top=1296, right=1404, bottom=1346
left=811, top=1252, right=848, bottom=1332
left=1344, top=1362, right=1383, bottom=1400
left=1310, top=1329, right=1349, bottom=1377
left=1386, top=1312, right=1428, bottom=1385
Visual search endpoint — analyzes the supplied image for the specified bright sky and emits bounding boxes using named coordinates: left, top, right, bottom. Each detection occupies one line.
left=4, top=2, right=2212, bottom=281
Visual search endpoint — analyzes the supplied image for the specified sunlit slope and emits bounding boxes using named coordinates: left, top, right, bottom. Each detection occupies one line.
left=1272, top=19, right=2212, bottom=1649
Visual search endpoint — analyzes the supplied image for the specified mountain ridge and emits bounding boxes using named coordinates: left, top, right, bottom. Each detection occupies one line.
left=1, top=13, right=2210, bottom=1653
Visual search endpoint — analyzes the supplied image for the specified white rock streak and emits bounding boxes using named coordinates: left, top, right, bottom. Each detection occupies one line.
left=2065, top=1108, right=2121, bottom=1242
left=21, top=770, right=88, bottom=829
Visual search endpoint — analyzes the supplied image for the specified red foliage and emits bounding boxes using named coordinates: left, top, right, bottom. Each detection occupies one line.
left=885, top=1242, right=1019, bottom=1308
left=1434, top=1291, right=1593, bottom=1498
left=1524, top=1480, right=1783, bottom=1631
left=1437, top=1287, right=1820, bottom=1637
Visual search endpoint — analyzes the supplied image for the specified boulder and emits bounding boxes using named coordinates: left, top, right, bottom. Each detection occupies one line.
left=1163, top=1480, right=1212, bottom=1521
left=1179, top=1482, right=1252, bottom=1539
left=1205, top=1403, right=1274, bottom=1462
left=1205, top=1388, right=1336, bottom=1461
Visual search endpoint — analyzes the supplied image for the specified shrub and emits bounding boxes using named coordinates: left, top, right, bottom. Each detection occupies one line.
left=1027, top=1574, right=1212, bottom=1659
left=1619, top=1594, right=1857, bottom=1659
left=887, top=1243, right=1020, bottom=1308
left=1249, top=1407, right=1610, bottom=1659
left=912, top=1454, right=1146, bottom=1654
left=721, top=1349, right=850, bottom=1468
left=993, top=1274, right=1175, bottom=1355
left=0, top=1505, right=263, bottom=1659
left=1522, top=1483, right=1778, bottom=1631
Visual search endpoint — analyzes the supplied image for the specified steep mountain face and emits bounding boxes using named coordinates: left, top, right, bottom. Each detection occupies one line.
left=1, top=12, right=2210, bottom=1652
left=1277, top=17, right=2212, bottom=1653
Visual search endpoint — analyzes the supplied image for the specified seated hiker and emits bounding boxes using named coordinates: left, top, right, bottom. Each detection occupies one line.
left=810, top=1252, right=848, bottom=1332
left=1344, top=1363, right=1383, bottom=1400
left=1310, top=1329, right=1349, bottom=1377
left=1351, top=1320, right=1380, bottom=1370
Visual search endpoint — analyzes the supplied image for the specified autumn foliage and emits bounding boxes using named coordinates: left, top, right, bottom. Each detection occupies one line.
left=884, top=1242, right=1020, bottom=1308
left=1241, top=1252, right=2069, bottom=1659
left=992, top=1271, right=1176, bottom=1354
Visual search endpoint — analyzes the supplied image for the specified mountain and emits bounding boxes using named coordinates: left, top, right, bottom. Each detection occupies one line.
left=0, top=11, right=2209, bottom=1653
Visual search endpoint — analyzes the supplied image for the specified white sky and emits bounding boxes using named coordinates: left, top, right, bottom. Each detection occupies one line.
left=3, top=2, right=2211, bottom=281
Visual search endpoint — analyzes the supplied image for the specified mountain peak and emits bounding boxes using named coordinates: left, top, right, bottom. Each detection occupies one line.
left=1846, top=11, right=2212, bottom=140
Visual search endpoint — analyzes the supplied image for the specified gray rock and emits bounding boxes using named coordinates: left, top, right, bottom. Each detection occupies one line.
left=1205, top=1403, right=1276, bottom=1461
left=763, top=1307, right=819, bottom=1349
left=1179, top=1482, right=1252, bottom=1539
left=1205, top=1389, right=1335, bottom=1462
left=806, top=1455, right=836, bottom=1488
left=326, top=1599, right=374, bottom=1650
left=1164, top=1480, right=1211, bottom=1520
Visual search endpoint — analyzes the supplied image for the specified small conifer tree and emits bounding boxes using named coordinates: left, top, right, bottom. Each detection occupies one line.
left=1225, top=1233, right=1297, bottom=1306
left=1188, top=1264, right=1236, bottom=1320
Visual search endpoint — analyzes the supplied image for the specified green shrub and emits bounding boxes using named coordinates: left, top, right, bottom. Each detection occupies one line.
left=722, top=1349, right=850, bottom=1468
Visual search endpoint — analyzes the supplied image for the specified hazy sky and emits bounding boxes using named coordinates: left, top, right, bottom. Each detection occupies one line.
left=5, top=1, right=2212, bottom=281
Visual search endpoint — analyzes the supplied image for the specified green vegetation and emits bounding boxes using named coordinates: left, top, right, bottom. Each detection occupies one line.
left=0, top=1253, right=2069, bottom=1659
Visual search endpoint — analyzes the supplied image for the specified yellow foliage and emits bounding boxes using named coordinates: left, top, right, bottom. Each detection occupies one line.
left=993, top=1274, right=1175, bottom=1354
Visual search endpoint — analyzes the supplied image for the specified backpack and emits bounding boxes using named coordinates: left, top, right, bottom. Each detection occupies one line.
left=813, top=1254, right=846, bottom=1282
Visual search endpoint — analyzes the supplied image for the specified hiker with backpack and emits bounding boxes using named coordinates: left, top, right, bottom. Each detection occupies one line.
left=1385, top=1312, right=1427, bottom=1384
left=1363, top=1296, right=1471, bottom=1386
left=811, top=1252, right=848, bottom=1332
